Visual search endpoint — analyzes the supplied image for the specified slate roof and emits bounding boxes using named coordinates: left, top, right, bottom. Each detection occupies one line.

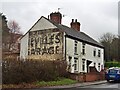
left=46, top=17, right=104, bottom=48
left=21, top=16, right=103, bottom=48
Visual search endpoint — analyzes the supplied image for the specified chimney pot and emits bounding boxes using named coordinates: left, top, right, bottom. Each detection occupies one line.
left=70, top=19, right=80, bottom=31
left=75, top=19, right=77, bottom=22
left=48, top=15, right=49, bottom=19
left=72, top=19, right=74, bottom=22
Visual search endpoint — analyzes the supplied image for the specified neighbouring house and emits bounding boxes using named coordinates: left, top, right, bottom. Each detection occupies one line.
left=20, top=11, right=104, bottom=74
left=0, top=13, right=22, bottom=59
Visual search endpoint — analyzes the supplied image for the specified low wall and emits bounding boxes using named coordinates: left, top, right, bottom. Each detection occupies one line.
left=69, top=69, right=105, bottom=82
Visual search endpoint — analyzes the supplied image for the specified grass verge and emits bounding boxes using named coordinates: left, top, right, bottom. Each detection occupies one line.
left=36, top=78, right=77, bottom=87
left=3, top=78, right=77, bottom=88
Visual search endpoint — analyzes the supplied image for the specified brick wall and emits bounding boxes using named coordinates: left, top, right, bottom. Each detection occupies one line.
left=69, top=67, right=105, bottom=82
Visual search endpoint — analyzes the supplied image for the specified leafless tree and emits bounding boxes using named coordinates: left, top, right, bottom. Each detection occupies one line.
left=99, top=33, right=118, bottom=61
left=8, top=20, right=21, bottom=34
left=99, top=32, right=116, bottom=44
left=7, top=20, right=22, bottom=51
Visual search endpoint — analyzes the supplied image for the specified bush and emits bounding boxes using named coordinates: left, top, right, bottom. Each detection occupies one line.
left=105, top=61, right=120, bottom=68
left=2, top=58, right=68, bottom=84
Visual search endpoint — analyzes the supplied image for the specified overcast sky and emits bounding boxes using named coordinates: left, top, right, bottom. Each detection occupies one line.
left=1, top=0, right=119, bottom=41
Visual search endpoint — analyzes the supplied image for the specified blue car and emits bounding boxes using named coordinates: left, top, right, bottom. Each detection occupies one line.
left=105, top=67, right=120, bottom=82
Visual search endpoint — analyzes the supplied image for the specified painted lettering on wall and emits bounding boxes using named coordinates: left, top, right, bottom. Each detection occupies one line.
left=28, top=29, right=63, bottom=55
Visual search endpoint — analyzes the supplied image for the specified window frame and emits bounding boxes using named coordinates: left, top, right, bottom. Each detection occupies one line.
left=82, top=59, right=85, bottom=71
left=82, top=43, right=86, bottom=55
left=98, top=50, right=101, bottom=57
left=74, top=40, right=78, bottom=55
left=74, top=57, right=78, bottom=71
left=93, top=49, right=96, bottom=57
left=98, top=63, right=100, bottom=71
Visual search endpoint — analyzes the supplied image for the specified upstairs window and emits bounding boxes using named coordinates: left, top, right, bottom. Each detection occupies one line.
left=98, top=50, right=101, bottom=57
left=94, top=62, right=96, bottom=67
left=74, top=40, right=78, bottom=55
left=93, top=49, right=96, bottom=57
left=82, top=43, right=85, bottom=55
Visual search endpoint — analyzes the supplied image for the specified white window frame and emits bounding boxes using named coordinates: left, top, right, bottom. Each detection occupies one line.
left=82, top=59, right=85, bottom=72
left=82, top=43, right=85, bottom=55
left=74, top=40, right=78, bottom=55
left=74, top=57, right=78, bottom=71
left=98, top=50, right=101, bottom=57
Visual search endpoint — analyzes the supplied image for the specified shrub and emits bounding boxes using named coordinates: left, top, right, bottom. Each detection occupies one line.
left=105, top=61, right=120, bottom=68
left=2, top=58, right=68, bottom=84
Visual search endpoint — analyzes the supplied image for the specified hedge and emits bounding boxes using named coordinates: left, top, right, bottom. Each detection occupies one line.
left=2, top=58, right=68, bottom=84
left=105, top=61, right=120, bottom=68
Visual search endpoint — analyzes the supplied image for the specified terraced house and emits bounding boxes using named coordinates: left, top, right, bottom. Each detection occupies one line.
left=20, top=11, right=104, bottom=73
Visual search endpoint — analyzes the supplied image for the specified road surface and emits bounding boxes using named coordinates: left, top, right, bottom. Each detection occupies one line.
left=72, top=82, right=120, bottom=90
left=30, top=82, right=120, bottom=90
left=2, top=82, right=120, bottom=90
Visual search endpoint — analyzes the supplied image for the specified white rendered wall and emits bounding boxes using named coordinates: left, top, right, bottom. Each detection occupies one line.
left=30, top=17, right=57, bottom=31
left=20, top=17, right=57, bottom=59
left=66, top=37, right=104, bottom=73
left=20, top=33, right=29, bottom=59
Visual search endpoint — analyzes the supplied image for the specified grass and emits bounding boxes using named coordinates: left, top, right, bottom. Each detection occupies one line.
left=36, top=78, right=77, bottom=87
left=3, top=78, right=78, bottom=88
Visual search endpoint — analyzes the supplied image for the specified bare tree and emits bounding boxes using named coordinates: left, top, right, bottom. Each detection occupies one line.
left=99, top=33, right=116, bottom=44
left=8, top=20, right=21, bottom=34
left=7, top=20, right=22, bottom=51
left=99, top=33, right=116, bottom=61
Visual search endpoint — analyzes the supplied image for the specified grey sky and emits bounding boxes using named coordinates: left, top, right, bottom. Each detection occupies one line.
left=1, top=0, right=119, bottom=41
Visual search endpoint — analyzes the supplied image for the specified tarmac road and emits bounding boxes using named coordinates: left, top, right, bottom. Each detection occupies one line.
left=34, top=82, right=120, bottom=90
left=76, top=82, right=120, bottom=89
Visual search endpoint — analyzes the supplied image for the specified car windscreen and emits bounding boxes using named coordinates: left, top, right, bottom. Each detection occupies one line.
left=108, top=69, right=118, bottom=74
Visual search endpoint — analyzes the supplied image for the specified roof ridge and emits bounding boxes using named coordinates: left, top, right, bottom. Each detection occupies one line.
left=47, top=19, right=103, bottom=48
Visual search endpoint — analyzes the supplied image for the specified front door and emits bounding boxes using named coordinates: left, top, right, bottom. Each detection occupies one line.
left=87, top=60, right=92, bottom=73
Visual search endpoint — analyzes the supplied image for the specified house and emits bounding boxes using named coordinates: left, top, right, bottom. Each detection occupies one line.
left=0, top=13, right=22, bottom=59
left=20, top=11, right=104, bottom=73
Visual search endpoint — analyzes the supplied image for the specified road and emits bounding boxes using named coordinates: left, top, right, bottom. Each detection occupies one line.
left=31, top=82, right=120, bottom=90
left=2, top=82, right=120, bottom=90
left=71, top=82, right=120, bottom=90
left=49, top=82, right=120, bottom=90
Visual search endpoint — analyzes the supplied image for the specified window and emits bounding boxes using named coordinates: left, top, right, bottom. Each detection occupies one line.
left=98, top=63, right=100, bottom=71
left=93, top=49, right=96, bottom=57
left=74, top=57, right=78, bottom=71
left=82, top=43, right=85, bottom=55
left=74, top=41, right=78, bottom=55
left=68, top=56, right=72, bottom=71
left=94, top=62, right=96, bottom=67
left=68, top=56, right=72, bottom=65
left=82, top=59, right=85, bottom=71
left=98, top=50, right=101, bottom=57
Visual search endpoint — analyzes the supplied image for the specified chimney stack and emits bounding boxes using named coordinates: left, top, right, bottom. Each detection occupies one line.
left=70, top=19, right=81, bottom=31
left=50, top=12, right=62, bottom=24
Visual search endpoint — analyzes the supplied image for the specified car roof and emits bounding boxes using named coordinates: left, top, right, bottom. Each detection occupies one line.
left=108, top=67, right=120, bottom=70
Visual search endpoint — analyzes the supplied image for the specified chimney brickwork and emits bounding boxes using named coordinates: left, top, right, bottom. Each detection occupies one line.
left=50, top=12, right=62, bottom=24
left=70, top=19, right=81, bottom=31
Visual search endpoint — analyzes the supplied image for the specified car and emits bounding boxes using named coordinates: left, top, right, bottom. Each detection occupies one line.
left=105, top=67, right=120, bottom=82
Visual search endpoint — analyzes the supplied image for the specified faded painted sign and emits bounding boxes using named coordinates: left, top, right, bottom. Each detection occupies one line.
left=28, top=29, right=63, bottom=59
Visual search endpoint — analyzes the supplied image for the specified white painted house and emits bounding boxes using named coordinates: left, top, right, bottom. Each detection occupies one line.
left=20, top=12, right=104, bottom=73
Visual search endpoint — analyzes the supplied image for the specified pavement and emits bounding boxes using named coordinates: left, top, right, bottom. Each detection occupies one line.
left=44, top=80, right=107, bottom=89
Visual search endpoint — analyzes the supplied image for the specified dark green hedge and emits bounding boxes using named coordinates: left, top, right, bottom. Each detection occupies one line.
left=105, top=61, right=120, bottom=68
left=2, top=59, right=68, bottom=84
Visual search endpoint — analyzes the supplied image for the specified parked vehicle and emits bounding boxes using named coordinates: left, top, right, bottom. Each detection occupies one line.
left=105, top=67, right=120, bottom=82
